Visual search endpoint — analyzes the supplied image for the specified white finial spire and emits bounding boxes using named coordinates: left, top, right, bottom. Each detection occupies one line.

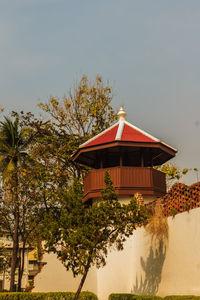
left=117, top=106, right=126, bottom=121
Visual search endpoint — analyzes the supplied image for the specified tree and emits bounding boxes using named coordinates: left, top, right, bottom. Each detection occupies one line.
left=13, top=166, right=47, bottom=291
left=0, top=116, right=42, bottom=291
left=155, top=163, right=200, bottom=188
left=37, top=75, right=117, bottom=181
left=155, top=163, right=189, bottom=189
left=0, top=117, right=28, bottom=291
left=42, top=172, right=147, bottom=300
left=0, top=149, right=61, bottom=291
left=39, top=75, right=117, bottom=137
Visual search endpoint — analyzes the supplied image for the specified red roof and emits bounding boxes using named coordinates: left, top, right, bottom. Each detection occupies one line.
left=78, top=107, right=177, bottom=154
left=80, top=120, right=159, bottom=149
left=84, top=124, right=119, bottom=147
left=121, top=123, right=156, bottom=143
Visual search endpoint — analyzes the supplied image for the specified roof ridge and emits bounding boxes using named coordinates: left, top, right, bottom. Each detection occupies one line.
left=115, top=120, right=124, bottom=140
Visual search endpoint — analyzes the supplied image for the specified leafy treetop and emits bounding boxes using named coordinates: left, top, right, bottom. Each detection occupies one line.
left=38, top=75, right=117, bottom=138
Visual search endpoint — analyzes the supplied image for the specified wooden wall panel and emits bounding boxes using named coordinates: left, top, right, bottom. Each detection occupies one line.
left=83, top=167, right=166, bottom=202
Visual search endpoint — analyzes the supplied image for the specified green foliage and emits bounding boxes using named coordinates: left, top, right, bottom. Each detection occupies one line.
left=109, top=294, right=135, bottom=300
left=38, top=75, right=117, bottom=137
left=0, top=294, right=198, bottom=300
left=155, top=164, right=186, bottom=184
left=0, top=116, right=35, bottom=291
left=12, top=76, right=117, bottom=188
left=35, top=75, right=117, bottom=182
left=164, top=296, right=200, bottom=300
left=42, top=173, right=147, bottom=299
left=109, top=295, right=200, bottom=300
left=0, top=116, right=34, bottom=180
left=43, top=175, right=147, bottom=276
left=109, top=294, right=162, bottom=300
left=0, top=75, right=116, bottom=293
left=170, top=208, right=177, bottom=218
left=101, top=171, right=118, bottom=201
left=0, top=291, right=97, bottom=300
left=0, top=245, right=11, bottom=273
left=155, top=164, right=200, bottom=188
left=0, top=115, right=48, bottom=291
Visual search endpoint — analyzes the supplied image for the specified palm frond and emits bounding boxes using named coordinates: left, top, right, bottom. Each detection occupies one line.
left=0, top=116, right=33, bottom=181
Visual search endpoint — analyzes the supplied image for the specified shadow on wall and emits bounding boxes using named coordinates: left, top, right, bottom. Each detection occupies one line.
left=132, top=241, right=166, bottom=295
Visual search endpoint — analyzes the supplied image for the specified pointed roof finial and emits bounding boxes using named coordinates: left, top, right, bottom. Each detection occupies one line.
left=117, top=106, right=126, bottom=121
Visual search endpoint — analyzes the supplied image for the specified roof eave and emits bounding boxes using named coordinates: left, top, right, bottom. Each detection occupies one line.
left=73, top=140, right=177, bottom=164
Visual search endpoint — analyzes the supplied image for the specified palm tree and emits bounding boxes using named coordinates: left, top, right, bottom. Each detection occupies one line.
left=0, top=117, right=30, bottom=292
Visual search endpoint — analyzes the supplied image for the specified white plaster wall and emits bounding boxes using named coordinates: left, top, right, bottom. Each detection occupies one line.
left=128, top=207, right=200, bottom=297
left=33, top=207, right=200, bottom=300
left=97, top=233, right=136, bottom=300
left=33, top=252, right=97, bottom=295
left=157, top=208, right=200, bottom=296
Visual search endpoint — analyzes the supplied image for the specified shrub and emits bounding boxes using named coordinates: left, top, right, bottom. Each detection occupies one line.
left=164, top=296, right=200, bottom=300
left=109, top=294, right=162, bottom=300
left=109, top=295, right=200, bottom=300
left=0, top=291, right=97, bottom=300
left=109, top=294, right=134, bottom=300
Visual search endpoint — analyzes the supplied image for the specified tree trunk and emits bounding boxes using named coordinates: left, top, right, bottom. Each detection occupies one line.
left=74, top=258, right=91, bottom=300
left=17, top=249, right=21, bottom=291
left=10, top=207, right=19, bottom=291
left=10, top=173, right=19, bottom=292
left=18, top=241, right=25, bottom=291
left=2, top=265, right=6, bottom=291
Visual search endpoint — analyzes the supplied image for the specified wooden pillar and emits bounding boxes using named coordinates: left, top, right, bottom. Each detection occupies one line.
left=148, top=148, right=153, bottom=167
left=150, top=150, right=153, bottom=167
left=141, top=148, right=144, bottom=167
left=100, top=156, right=103, bottom=169
left=120, top=152, right=123, bottom=167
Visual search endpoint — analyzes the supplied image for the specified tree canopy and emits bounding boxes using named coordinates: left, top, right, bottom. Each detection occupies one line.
left=42, top=172, right=147, bottom=300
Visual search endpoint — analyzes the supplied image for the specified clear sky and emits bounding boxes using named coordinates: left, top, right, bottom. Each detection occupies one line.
left=1, top=0, right=200, bottom=184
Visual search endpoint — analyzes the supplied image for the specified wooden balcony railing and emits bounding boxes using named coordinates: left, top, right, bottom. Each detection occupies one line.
left=83, top=166, right=166, bottom=202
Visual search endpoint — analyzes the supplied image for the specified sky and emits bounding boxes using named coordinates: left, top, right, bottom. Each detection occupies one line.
left=0, top=0, right=200, bottom=184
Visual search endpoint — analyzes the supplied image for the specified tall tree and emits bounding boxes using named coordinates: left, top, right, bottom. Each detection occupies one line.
left=0, top=117, right=39, bottom=291
left=39, top=75, right=117, bottom=137
left=0, top=117, right=25, bottom=291
left=37, top=75, right=117, bottom=180
left=42, top=172, right=147, bottom=300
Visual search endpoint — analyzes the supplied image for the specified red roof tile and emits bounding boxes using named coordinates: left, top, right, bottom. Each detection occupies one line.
left=121, top=123, right=156, bottom=143
left=83, top=124, right=119, bottom=147
left=79, top=107, right=176, bottom=153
